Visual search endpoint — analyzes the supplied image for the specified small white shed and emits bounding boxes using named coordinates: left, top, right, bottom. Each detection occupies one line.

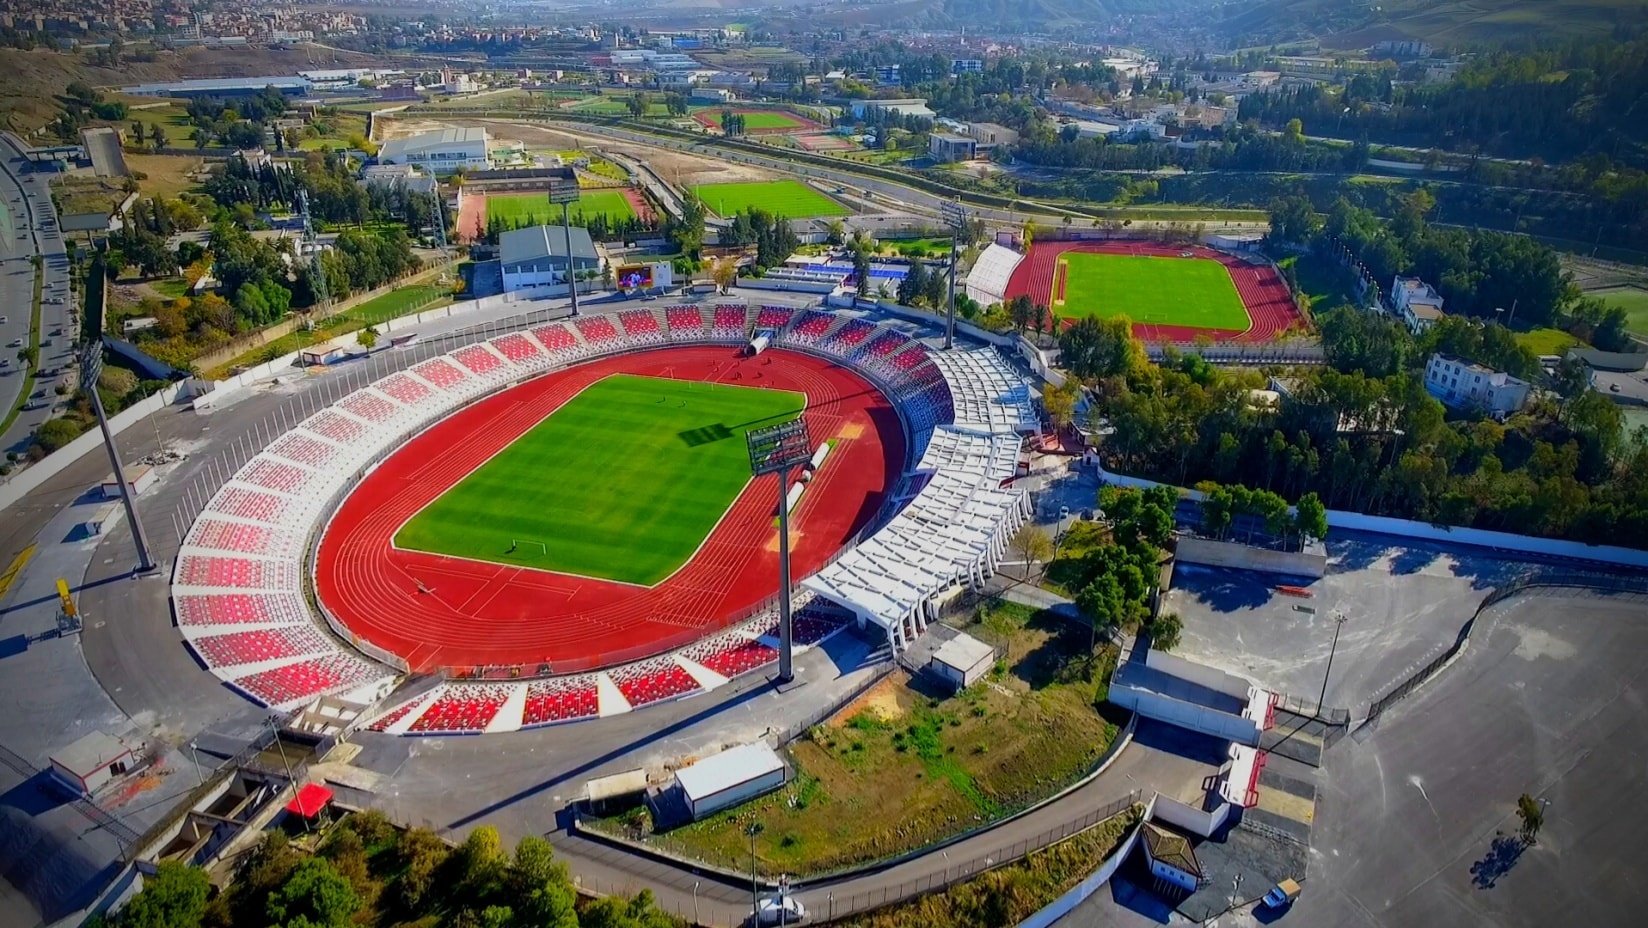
left=101, top=464, right=155, bottom=500
left=49, top=732, right=135, bottom=797
left=674, top=742, right=786, bottom=820
left=930, top=633, right=995, bottom=691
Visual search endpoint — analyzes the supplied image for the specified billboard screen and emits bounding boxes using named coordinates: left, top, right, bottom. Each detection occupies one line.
left=616, top=264, right=654, bottom=290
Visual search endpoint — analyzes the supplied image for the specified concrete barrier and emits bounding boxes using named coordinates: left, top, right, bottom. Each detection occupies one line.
left=1015, top=797, right=1155, bottom=928
left=1175, top=536, right=1327, bottom=579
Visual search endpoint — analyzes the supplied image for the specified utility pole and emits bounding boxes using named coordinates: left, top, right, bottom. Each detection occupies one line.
left=549, top=176, right=582, bottom=316
left=941, top=200, right=968, bottom=351
left=1318, top=609, right=1348, bottom=710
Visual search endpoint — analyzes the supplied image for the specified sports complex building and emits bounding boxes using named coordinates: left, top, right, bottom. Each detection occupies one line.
left=170, top=302, right=1038, bottom=734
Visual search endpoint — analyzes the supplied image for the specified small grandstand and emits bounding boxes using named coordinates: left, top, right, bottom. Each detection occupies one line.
left=172, top=301, right=1039, bottom=733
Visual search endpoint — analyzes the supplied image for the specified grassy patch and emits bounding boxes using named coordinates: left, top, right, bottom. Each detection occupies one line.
left=333, top=284, right=447, bottom=328
left=1277, top=252, right=1358, bottom=315
left=627, top=598, right=1119, bottom=876
left=123, top=153, right=205, bottom=199
left=691, top=180, right=849, bottom=219
left=395, top=375, right=803, bottom=585
left=149, top=277, right=191, bottom=299
left=204, top=281, right=450, bottom=379
left=51, top=176, right=126, bottom=218
left=1593, top=285, right=1648, bottom=337
left=1056, top=252, right=1251, bottom=331
left=486, top=188, right=637, bottom=226
left=1513, top=326, right=1580, bottom=356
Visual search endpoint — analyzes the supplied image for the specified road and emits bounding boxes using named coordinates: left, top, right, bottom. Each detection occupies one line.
left=457, top=117, right=1270, bottom=235
left=0, top=132, right=74, bottom=459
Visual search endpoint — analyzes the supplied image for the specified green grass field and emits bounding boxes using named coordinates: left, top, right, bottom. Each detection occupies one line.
left=695, top=109, right=806, bottom=131
left=691, top=180, right=849, bottom=219
left=486, top=189, right=637, bottom=226
left=1056, top=253, right=1251, bottom=331
left=1513, top=326, right=1580, bottom=356
left=394, top=374, right=804, bottom=585
left=1594, top=286, right=1648, bottom=337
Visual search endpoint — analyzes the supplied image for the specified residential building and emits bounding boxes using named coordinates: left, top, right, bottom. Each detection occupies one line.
left=1424, top=354, right=1531, bottom=415
left=378, top=128, right=490, bottom=173
left=1391, top=276, right=1446, bottom=333
left=928, top=132, right=977, bottom=162
left=951, top=59, right=984, bottom=74
left=1372, top=39, right=1433, bottom=59
left=359, top=164, right=438, bottom=197
left=499, top=224, right=601, bottom=293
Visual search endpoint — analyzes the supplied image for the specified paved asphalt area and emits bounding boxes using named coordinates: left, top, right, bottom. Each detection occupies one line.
left=1301, top=591, right=1648, bottom=927
left=1166, top=535, right=1537, bottom=713
left=0, top=133, right=74, bottom=456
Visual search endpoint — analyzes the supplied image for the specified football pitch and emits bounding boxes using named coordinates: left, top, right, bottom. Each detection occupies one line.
left=691, top=180, right=850, bottom=219
left=394, top=374, right=805, bottom=586
left=1056, top=253, right=1251, bottom=331
left=695, top=109, right=808, bottom=131
left=486, top=189, right=638, bottom=226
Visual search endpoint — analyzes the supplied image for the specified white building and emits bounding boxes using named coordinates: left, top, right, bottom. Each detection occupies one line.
left=499, top=224, right=602, bottom=293
left=1391, top=275, right=1446, bottom=333
left=359, top=163, right=438, bottom=197
left=930, top=632, right=994, bottom=691
left=1424, top=354, right=1531, bottom=415
left=672, top=742, right=786, bottom=820
left=49, top=732, right=136, bottom=797
left=378, top=128, right=490, bottom=173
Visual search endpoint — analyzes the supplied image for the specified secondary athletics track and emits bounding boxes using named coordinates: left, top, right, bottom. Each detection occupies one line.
left=1002, top=240, right=1303, bottom=343
left=314, top=346, right=904, bottom=674
left=454, top=188, right=654, bottom=243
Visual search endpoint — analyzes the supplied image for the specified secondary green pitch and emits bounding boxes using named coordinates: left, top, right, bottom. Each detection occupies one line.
left=1057, top=253, right=1252, bottom=332
left=690, top=180, right=850, bottom=219
left=394, top=374, right=804, bottom=586
left=486, top=189, right=637, bottom=226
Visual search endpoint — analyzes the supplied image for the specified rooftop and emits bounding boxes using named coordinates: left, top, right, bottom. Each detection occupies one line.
left=1144, top=822, right=1203, bottom=877
left=50, top=731, right=132, bottom=777
left=932, top=632, right=994, bottom=671
left=674, top=742, right=783, bottom=802
left=379, top=127, right=488, bottom=160
left=499, top=224, right=599, bottom=266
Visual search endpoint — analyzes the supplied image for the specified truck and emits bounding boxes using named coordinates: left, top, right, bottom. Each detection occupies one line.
left=1262, top=878, right=1301, bottom=909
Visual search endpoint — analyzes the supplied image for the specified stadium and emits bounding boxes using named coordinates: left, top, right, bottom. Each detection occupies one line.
left=1000, top=240, right=1303, bottom=342
left=170, top=303, right=1036, bottom=735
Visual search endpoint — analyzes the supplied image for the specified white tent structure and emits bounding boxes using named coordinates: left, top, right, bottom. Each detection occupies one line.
left=928, top=347, right=1039, bottom=435
left=803, top=427, right=1029, bottom=648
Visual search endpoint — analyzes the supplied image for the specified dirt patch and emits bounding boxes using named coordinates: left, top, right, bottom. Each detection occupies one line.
left=836, top=420, right=866, bottom=441
left=830, top=672, right=910, bottom=727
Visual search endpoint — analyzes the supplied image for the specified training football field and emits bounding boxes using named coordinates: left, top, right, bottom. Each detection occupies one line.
left=1057, top=253, right=1252, bottom=331
left=695, top=109, right=808, bottom=131
left=485, top=189, right=638, bottom=226
left=394, top=374, right=804, bottom=585
left=691, top=180, right=850, bottom=219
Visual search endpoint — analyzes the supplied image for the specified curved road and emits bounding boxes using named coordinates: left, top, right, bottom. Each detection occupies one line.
left=0, top=132, right=74, bottom=458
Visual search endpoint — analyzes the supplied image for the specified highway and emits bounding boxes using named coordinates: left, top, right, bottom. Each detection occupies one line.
left=0, top=132, right=74, bottom=460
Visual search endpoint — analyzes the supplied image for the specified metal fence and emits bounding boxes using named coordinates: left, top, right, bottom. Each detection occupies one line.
left=1143, top=342, right=1326, bottom=365
left=1362, top=571, right=1648, bottom=724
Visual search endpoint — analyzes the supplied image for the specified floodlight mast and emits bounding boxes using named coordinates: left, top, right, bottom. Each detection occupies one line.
left=941, top=200, right=968, bottom=351
left=81, top=343, right=155, bottom=572
left=747, top=419, right=812, bottom=683
left=548, top=177, right=583, bottom=317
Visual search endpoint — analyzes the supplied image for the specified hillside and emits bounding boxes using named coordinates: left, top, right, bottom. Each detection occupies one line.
left=0, top=44, right=388, bottom=137
left=1217, top=0, right=1648, bottom=50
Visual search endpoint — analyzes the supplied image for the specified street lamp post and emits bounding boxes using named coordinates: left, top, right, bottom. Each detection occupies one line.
left=1317, top=609, right=1348, bottom=710
left=747, top=419, right=812, bottom=684
left=548, top=177, right=582, bottom=317
left=746, top=821, right=765, bottom=924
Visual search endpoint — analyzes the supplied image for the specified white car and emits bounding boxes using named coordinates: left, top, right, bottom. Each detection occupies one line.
left=755, top=896, right=806, bottom=925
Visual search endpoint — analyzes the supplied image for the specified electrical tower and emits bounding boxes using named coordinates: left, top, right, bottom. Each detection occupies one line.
left=298, top=190, right=329, bottom=327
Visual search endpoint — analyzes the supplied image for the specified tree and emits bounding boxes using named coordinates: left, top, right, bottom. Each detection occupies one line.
left=264, top=857, right=359, bottom=928
left=1145, top=611, right=1182, bottom=652
left=851, top=243, right=873, bottom=298
left=709, top=256, right=738, bottom=294
left=1042, top=380, right=1080, bottom=430
left=1058, top=316, right=1143, bottom=381
left=1516, top=794, right=1544, bottom=845
left=1295, top=491, right=1329, bottom=542
left=626, top=95, right=646, bottom=119
left=116, top=860, right=209, bottom=928
left=1267, top=195, right=1319, bottom=244
left=1075, top=573, right=1126, bottom=644
left=356, top=327, right=379, bottom=349
left=16, top=345, right=36, bottom=368
left=151, top=124, right=168, bottom=149
left=1010, top=524, right=1053, bottom=574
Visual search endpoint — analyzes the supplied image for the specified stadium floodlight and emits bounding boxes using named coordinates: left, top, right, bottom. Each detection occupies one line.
left=80, top=342, right=155, bottom=573
left=747, top=418, right=812, bottom=683
left=547, top=177, right=583, bottom=317
left=940, top=200, right=969, bottom=351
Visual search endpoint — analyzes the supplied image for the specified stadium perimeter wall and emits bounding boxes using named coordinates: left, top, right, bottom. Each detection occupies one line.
left=1094, top=461, right=1648, bottom=570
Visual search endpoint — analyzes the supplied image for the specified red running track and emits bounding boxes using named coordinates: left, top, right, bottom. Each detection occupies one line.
left=314, top=347, right=904, bottom=674
left=1002, top=240, right=1303, bottom=343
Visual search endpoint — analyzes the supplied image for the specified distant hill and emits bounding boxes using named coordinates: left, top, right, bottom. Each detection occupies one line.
left=1216, top=0, right=1648, bottom=51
